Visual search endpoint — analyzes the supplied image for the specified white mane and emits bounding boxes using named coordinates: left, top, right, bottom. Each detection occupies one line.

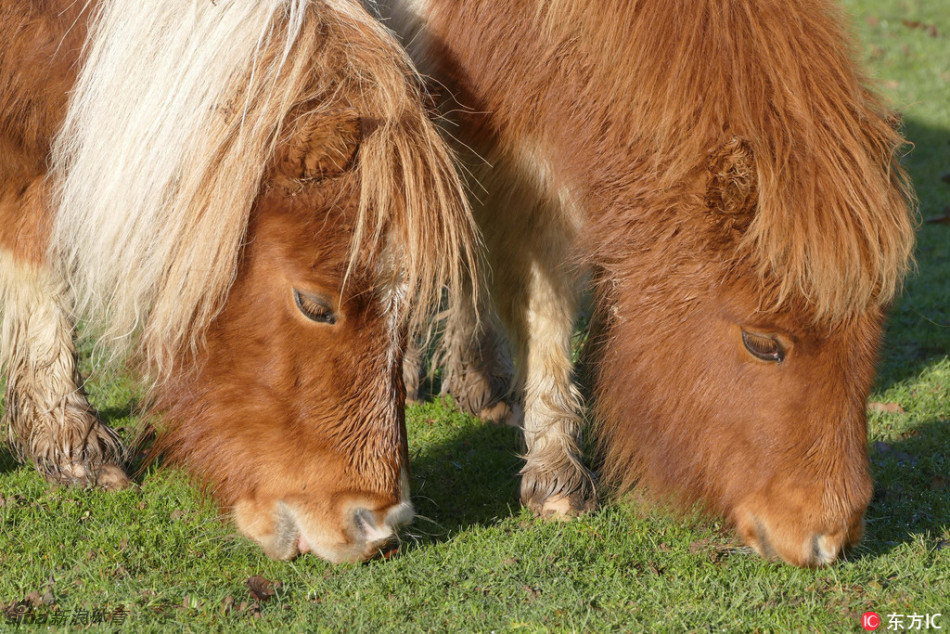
left=51, top=0, right=316, bottom=377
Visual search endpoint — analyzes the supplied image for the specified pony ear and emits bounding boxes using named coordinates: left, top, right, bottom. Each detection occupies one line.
left=275, top=108, right=367, bottom=181
left=704, top=137, right=758, bottom=231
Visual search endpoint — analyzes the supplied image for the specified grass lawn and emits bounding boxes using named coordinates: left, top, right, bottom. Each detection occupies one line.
left=2, top=1, right=948, bottom=631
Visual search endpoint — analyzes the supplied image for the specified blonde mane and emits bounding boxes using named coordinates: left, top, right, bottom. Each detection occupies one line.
left=51, top=0, right=476, bottom=380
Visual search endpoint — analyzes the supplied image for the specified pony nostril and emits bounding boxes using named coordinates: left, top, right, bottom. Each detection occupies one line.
left=810, top=534, right=841, bottom=566
left=351, top=507, right=395, bottom=543
left=352, top=508, right=374, bottom=535
left=374, top=535, right=401, bottom=560
left=738, top=504, right=859, bottom=567
left=753, top=519, right=777, bottom=560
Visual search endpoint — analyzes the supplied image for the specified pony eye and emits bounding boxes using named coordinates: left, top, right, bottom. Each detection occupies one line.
left=741, top=330, right=784, bottom=363
left=293, top=289, right=337, bottom=324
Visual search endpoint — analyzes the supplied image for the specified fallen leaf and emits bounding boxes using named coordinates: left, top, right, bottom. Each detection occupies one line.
left=170, top=510, right=185, bottom=521
left=247, top=576, right=280, bottom=602
left=901, top=19, right=940, bottom=37
left=238, top=600, right=262, bottom=617
left=931, top=475, right=949, bottom=491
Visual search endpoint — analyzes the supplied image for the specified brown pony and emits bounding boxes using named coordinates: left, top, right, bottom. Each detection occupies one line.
left=0, top=0, right=476, bottom=563
left=380, top=0, right=916, bottom=565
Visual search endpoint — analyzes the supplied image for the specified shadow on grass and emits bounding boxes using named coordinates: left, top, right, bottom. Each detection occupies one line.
left=0, top=445, right=18, bottom=476
left=97, top=402, right=139, bottom=429
left=858, top=417, right=950, bottom=559
left=874, top=116, right=950, bottom=392
left=856, top=114, right=950, bottom=557
left=408, top=415, right=524, bottom=543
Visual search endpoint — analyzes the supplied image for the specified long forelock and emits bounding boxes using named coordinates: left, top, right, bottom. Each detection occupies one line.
left=298, top=0, right=480, bottom=339
left=550, top=0, right=916, bottom=322
left=50, top=0, right=477, bottom=382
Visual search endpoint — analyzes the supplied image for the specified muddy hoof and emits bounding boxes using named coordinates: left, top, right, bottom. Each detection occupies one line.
left=45, top=463, right=132, bottom=490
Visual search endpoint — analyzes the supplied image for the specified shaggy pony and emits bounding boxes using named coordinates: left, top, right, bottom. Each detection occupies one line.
left=378, top=0, right=915, bottom=565
left=0, top=0, right=477, bottom=563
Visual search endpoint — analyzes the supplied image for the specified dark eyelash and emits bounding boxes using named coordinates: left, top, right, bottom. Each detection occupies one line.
left=741, top=330, right=784, bottom=363
left=294, top=289, right=336, bottom=325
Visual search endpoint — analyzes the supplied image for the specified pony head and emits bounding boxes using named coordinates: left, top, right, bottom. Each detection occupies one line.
left=52, top=0, right=476, bottom=562
left=582, top=0, right=915, bottom=566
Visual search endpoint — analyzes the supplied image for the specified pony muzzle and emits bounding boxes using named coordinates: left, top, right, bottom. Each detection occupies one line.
left=233, top=498, right=415, bottom=564
left=734, top=504, right=865, bottom=568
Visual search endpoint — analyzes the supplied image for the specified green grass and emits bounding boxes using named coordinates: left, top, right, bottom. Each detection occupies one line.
left=2, top=1, right=949, bottom=631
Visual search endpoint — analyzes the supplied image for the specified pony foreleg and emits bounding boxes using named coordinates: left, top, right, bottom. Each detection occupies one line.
left=436, top=279, right=516, bottom=424
left=453, top=152, right=596, bottom=516
left=0, top=252, right=128, bottom=488
left=510, top=263, right=595, bottom=517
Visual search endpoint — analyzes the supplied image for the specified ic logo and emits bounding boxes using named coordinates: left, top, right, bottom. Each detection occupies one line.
left=862, top=612, right=881, bottom=631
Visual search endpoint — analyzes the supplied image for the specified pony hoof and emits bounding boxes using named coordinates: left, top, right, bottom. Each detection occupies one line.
left=477, top=400, right=512, bottom=425
left=473, top=401, right=523, bottom=428
left=443, top=367, right=511, bottom=421
left=523, top=486, right=598, bottom=519
left=45, top=463, right=132, bottom=490
left=540, top=492, right=598, bottom=519
left=92, top=465, right=133, bottom=490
